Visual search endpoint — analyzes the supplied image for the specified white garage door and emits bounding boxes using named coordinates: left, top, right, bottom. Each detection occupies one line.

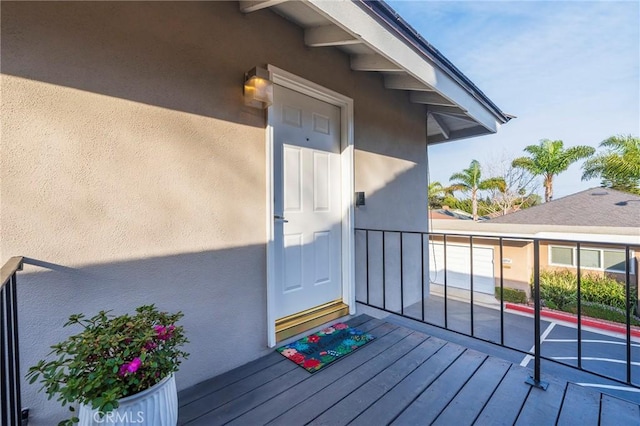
left=429, top=243, right=495, bottom=294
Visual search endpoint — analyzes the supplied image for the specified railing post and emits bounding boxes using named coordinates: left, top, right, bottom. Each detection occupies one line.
left=577, top=242, right=582, bottom=369
left=365, top=230, right=370, bottom=305
left=1, top=286, right=7, bottom=426
left=400, top=232, right=404, bottom=315
left=526, top=240, right=548, bottom=390
left=421, top=233, right=425, bottom=322
left=469, top=235, right=474, bottom=337
left=499, top=237, right=504, bottom=346
left=1, top=257, right=25, bottom=425
left=382, top=231, right=386, bottom=311
left=626, top=245, right=632, bottom=384
left=443, top=234, right=448, bottom=329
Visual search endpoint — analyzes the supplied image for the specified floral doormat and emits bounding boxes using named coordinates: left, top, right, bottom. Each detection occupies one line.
left=276, top=323, right=375, bottom=373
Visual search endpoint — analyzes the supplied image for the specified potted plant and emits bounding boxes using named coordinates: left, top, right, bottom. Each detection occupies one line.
left=27, top=305, right=189, bottom=426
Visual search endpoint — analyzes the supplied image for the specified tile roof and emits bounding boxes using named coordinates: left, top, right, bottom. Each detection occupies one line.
left=486, top=188, right=640, bottom=228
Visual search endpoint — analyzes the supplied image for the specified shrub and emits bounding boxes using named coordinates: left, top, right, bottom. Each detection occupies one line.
left=495, top=287, right=528, bottom=304
left=537, top=270, right=576, bottom=311
left=534, top=269, right=637, bottom=317
left=27, top=305, right=189, bottom=425
left=566, top=301, right=640, bottom=326
left=581, top=275, right=629, bottom=310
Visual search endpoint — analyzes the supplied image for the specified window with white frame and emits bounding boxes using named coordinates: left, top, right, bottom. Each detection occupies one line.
left=549, top=245, right=635, bottom=274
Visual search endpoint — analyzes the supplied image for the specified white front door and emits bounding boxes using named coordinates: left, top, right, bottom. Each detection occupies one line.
left=273, top=84, right=342, bottom=319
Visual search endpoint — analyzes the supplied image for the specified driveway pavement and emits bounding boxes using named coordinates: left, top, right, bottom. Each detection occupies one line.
left=375, top=293, right=640, bottom=403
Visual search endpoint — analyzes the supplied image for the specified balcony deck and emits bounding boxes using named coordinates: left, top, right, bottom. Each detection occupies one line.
left=177, top=315, right=640, bottom=425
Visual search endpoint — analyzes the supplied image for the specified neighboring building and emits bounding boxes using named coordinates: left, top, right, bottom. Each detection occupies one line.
left=429, top=188, right=640, bottom=298
left=1, top=1, right=510, bottom=422
left=487, top=187, right=640, bottom=228
left=429, top=207, right=476, bottom=221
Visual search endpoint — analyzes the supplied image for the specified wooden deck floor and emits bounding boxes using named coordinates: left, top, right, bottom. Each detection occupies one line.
left=177, top=315, right=640, bottom=425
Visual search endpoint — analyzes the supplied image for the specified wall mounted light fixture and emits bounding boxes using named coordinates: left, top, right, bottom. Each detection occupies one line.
left=244, top=66, right=273, bottom=109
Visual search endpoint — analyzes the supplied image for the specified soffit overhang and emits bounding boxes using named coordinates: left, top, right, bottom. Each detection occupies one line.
left=239, top=0, right=513, bottom=144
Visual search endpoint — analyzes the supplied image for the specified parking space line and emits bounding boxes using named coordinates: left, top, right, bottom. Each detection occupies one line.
left=545, top=339, right=640, bottom=348
left=576, top=383, right=640, bottom=393
left=520, top=322, right=556, bottom=367
left=552, top=356, right=640, bottom=367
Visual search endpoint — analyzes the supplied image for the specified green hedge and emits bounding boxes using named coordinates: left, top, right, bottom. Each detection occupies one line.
left=495, top=287, right=528, bottom=304
left=535, top=269, right=637, bottom=317
left=565, top=301, right=640, bottom=326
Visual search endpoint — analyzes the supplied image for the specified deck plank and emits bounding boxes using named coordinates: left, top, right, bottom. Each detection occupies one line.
left=178, top=315, right=375, bottom=407
left=349, top=342, right=466, bottom=426
left=600, top=393, right=640, bottom=426
left=268, top=331, right=430, bottom=425
left=431, top=356, right=511, bottom=425
left=180, top=316, right=384, bottom=425
left=556, top=383, right=600, bottom=426
left=391, top=349, right=487, bottom=425
left=514, top=375, right=567, bottom=426
left=198, top=322, right=407, bottom=426
left=308, top=336, right=448, bottom=426
left=474, top=364, right=533, bottom=426
left=178, top=357, right=296, bottom=424
left=176, top=315, right=640, bottom=426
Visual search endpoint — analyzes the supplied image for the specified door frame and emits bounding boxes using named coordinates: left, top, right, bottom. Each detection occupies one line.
left=265, top=65, right=355, bottom=347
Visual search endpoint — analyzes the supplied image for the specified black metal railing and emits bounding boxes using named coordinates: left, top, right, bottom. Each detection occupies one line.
left=355, top=228, right=639, bottom=390
left=1, top=256, right=24, bottom=426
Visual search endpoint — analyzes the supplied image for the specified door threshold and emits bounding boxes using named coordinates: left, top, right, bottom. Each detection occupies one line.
left=275, top=300, right=349, bottom=343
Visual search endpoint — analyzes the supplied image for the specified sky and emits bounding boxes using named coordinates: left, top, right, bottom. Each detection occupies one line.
left=386, top=0, right=640, bottom=199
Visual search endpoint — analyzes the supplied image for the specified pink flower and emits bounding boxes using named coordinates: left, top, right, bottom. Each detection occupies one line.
left=154, top=324, right=175, bottom=341
left=290, top=353, right=305, bottom=364
left=322, top=327, right=335, bottom=335
left=128, top=357, right=141, bottom=373
left=334, top=323, right=348, bottom=330
left=118, top=357, right=142, bottom=376
left=118, top=364, right=129, bottom=376
left=144, top=341, right=158, bottom=351
left=281, top=348, right=297, bottom=357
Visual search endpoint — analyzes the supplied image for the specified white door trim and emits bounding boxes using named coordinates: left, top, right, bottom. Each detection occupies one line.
left=265, top=65, right=355, bottom=347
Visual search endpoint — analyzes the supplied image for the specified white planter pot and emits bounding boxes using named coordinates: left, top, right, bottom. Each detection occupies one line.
left=78, top=374, right=177, bottom=426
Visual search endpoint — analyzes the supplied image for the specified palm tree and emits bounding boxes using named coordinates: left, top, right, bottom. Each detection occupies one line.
left=581, top=135, right=640, bottom=194
left=512, top=139, right=595, bottom=202
left=427, top=181, right=450, bottom=209
left=449, top=160, right=505, bottom=221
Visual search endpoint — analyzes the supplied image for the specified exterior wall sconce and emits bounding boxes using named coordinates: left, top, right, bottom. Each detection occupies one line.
left=244, top=66, right=273, bottom=109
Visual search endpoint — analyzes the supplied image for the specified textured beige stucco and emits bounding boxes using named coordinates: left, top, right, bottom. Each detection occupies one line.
left=1, top=2, right=428, bottom=423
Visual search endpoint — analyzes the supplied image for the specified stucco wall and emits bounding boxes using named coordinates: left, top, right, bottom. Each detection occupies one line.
left=540, top=243, right=639, bottom=283
left=1, top=2, right=428, bottom=423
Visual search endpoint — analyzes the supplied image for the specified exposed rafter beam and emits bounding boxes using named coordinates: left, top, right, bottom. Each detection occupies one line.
left=429, top=113, right=450, bottom=140
left=427, top=126, right=488, bottom=145
left=305, top=25, right=360, bottom=47
left=384, top=74, right=433, bottom=91
left=239, top=0, right=288, bottom=13
left=435, top=112, right=478, bottom=124
left=350, top=54, right=402, bottom=72
left=410, top=91, right=455, bottom=106
left=426, top=105, right=468, bottom=115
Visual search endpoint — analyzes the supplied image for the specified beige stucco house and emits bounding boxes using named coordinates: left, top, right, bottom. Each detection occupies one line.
left=1, top=1, right=511, bottom=423
left=429, top=188, right=640, bottom=299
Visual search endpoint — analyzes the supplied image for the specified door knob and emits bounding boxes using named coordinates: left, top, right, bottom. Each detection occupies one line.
left=274, top=215, right=288, bottom=223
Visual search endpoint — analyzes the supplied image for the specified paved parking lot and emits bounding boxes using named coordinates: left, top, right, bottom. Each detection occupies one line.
left=522, top=320, right=640, bottom=398
left=373, top=293, right=640, bottom=403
